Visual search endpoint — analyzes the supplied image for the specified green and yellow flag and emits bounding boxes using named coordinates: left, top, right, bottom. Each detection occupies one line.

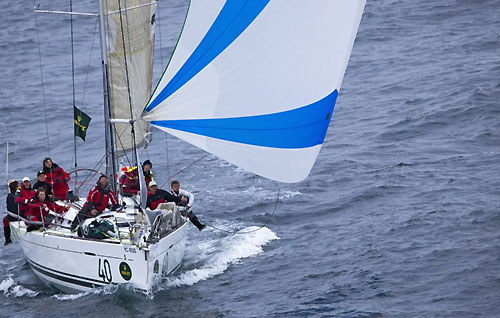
left=74, top=106, right=91, bottom=141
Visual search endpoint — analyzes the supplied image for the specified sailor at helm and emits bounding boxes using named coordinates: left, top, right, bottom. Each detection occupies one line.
left=71, top=175, right=119, bottom=230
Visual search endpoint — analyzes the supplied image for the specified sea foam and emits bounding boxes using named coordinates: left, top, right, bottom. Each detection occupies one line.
left=0, top=277, right=39, bottom=298
left=164, top=226, right=279, bottom=287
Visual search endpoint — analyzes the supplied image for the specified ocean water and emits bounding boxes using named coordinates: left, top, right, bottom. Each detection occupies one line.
left=1, top=0, right=499, bottom=317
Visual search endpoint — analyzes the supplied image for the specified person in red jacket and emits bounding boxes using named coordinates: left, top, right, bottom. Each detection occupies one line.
left=119, top=160, right=154, bottom=196
left=42, top=157, right=70, bottom=200
left=71, top=175, right=119, bottom=230
left=15, top=177, right=35, bottom=217
left=119, top=166, right=140, bottom=196
left=25, top=188, right=68, bottom=231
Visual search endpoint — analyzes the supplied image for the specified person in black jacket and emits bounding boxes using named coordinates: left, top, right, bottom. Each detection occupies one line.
left=142, top=160, right=154, bottom=186
left=3, top=180, right=19, bottom=245
left=32, top=171, right=53, bottom=199
left=146, top=181, right=181, bottom=210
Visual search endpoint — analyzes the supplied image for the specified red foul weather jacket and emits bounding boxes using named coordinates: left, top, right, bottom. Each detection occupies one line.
left=25, top=197, right=67, bottom=223
left=43, top=164, right=70, bottom=200
left=15, top=185, right=35, bottom=215
left=86, top=185, right=119, bottom=213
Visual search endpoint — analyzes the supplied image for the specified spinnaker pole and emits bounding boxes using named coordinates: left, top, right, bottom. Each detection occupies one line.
left=97, top=0, right=118, bottom=190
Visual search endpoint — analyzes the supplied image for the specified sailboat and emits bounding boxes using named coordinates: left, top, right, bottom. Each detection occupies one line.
left=9, top=0, right=366, bottom=293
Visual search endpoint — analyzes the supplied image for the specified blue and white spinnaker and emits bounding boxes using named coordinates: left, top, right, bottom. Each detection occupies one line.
left=142, top=0, right=366, bottom=183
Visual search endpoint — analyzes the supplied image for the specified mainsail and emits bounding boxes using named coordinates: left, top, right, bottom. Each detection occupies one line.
left=104, top=0, right=156, bottom=154
left=142, top=0, right=366, bottom=183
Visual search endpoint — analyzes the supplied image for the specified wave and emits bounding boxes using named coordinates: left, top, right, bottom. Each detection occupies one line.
left=0, top=277, right=39, bottom=298
left=52, top=284, right=119, bottom=301
left=161, top=226, right=279, bottom=288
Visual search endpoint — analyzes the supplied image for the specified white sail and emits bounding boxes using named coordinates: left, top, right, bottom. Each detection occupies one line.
left=104, top=0, right=156, bottom=153
left=142, top=0, right=366, bottom=183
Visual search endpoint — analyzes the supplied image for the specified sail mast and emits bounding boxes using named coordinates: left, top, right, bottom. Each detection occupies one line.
left=97, top=0, right=118, bottom=190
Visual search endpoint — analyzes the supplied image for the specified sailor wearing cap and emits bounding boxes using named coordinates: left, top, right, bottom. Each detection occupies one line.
left=33, top=171, right=53, bottom=198
left=146, top=180, right=181, bottom=210
left=15, top=177, right=35, bottom=217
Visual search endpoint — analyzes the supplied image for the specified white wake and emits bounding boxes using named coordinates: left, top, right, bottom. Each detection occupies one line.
left=52, top=284, right=119, bottom=301
left=0, top=277, right=39, bottom=298
left=163, top=226, right=279, bottom=288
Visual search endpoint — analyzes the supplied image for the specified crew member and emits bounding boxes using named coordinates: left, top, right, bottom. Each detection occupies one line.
left=120, top=160, right=154, bottom=196
left=120, top=166, right=140, bottom=196
left=71, top=175, right=119, bottom=230
left=3, top=180, right=19, bottom=245
left=170, top=180, right=206, bottom=231
left=42, top=157, right=70, bottom=200
left=142, top=160, right=154, bottom=186
left=146, top=180, right=181, bottom=210
left=15, top=177, right=35, bottom=217
left=33, top=171, right=53, bottom=199
left=25, top=188, right=68, bottom=232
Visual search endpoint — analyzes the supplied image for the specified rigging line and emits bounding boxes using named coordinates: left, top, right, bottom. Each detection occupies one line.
left=156, top=0, right=164, bottom=67
left=34, top=1, right=51, bottom=156
left=70, top=0, right=78, bottom=193
left=165, top=133, right=170, bottom=180
left=117, top=0, right=139, bottom=168
left=144, top=141, right=150, bottom=159
left=159, top=154, right=207, bottom=189
left=70, top=0, right=76, bottom=164
left=114, top=128, right=134, bottom=200
left=48, top=165, right=57, bottom=210
left=123, top=0, right=133, bottom=64
left=202, top=183, right=281, bottom=235
left=114, top=126, right=133, bottom=167
left=81, top=18, right=99, bottom=109
left=157, top=0, right=169, bottom=181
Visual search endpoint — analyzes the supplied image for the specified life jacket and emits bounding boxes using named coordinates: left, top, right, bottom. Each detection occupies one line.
left=119, top=166, right=140, bottom=195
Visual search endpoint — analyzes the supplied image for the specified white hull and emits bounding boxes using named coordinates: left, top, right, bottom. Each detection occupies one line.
left=9, top=205, right=188, bottom=294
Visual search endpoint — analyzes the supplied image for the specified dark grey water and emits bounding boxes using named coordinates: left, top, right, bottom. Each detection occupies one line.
left=1, top=0, right=499, bottom=317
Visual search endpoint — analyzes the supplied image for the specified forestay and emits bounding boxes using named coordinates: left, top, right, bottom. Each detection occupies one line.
left=104, top=0, right=156, bottom=154
left=142, top=0, right=366, bottom=183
